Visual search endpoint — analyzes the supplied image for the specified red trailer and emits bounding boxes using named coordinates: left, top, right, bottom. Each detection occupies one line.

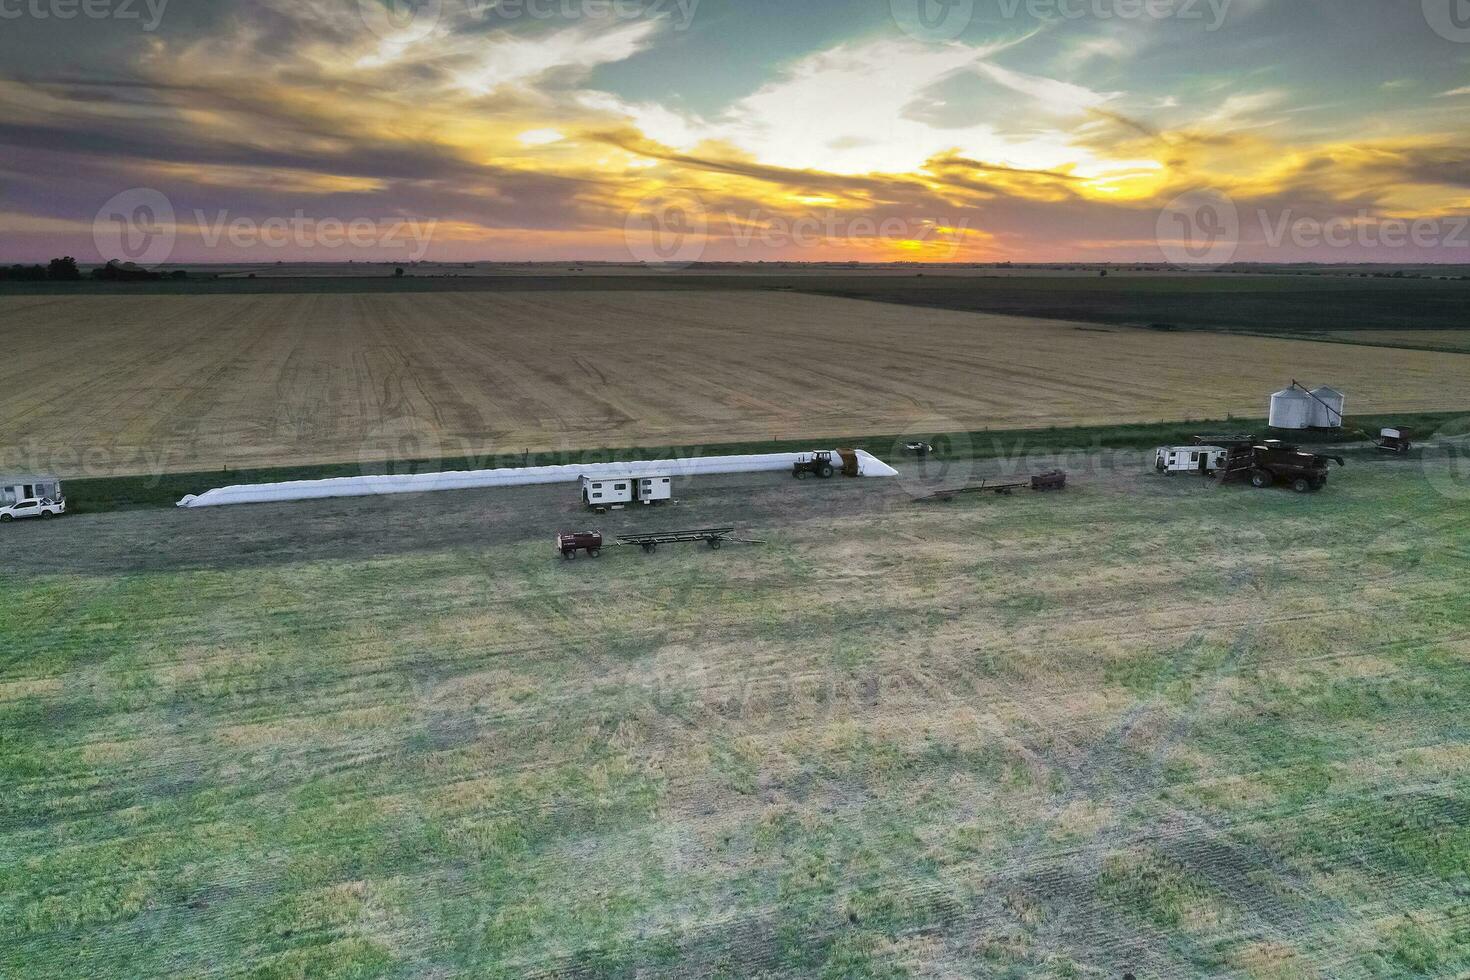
left=556, top=530, right=603, bottom=559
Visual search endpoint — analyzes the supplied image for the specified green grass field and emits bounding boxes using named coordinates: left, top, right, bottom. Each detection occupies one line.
left=3, top=452, right=1468, bottom=977
left=58, top=412, right=1470, bottom=514
left=5, top=270, right=1469, bottom=335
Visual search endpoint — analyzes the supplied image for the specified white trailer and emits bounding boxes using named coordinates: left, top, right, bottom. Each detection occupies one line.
left=582, top=475, right=633, bottom=511
left=634, top=475, right=672, bottom=505
left=1155, top=446, right=1227, bottom=476
left=1, top=475, right=63, bottom=507
left=0, top=474, right=66, bottom=522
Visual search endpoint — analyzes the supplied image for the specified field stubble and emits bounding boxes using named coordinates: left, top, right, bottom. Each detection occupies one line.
left=2, top=454, right=1468, bottom=977
left=2, top=290, right=1468, bottom=477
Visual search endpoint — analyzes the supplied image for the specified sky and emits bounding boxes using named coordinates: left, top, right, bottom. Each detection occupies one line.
left=0, top=0, right=1467, bottom=263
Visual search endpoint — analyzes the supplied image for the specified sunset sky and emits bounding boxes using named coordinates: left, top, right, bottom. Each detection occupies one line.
left=1, top=0, right=1467, bottom=263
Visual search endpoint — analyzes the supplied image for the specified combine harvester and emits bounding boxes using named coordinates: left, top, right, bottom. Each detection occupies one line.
left=178, top=449, right=898, bottom=508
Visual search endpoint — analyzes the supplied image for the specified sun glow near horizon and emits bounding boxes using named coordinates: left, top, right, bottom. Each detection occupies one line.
left=0, top=0, right=1467, bottom=264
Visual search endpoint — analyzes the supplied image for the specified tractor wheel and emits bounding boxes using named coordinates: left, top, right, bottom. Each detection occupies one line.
left=589, top=548, right=601, bottom=558
left=1250, top=470, right=1272, bottom=489
left=565, top=548, right=577, bottom=560
left=795, top=469, right=809, bottom=480
left=1292, top=477, right=1313, bottom=494
left=818, top=464, right=835, bottom=478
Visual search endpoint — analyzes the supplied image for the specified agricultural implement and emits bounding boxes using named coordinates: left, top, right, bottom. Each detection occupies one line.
left=556, top=531, right=603, bottom=559
left=916, top=471, right=1067, bottom=503
left=793, top=449, right=861, bottom=480
left=617, top=526, right=737, bottom=553
left=1375, top=427, right=1412, bottom=454
left=1215, top=440, right=1344, bottom=493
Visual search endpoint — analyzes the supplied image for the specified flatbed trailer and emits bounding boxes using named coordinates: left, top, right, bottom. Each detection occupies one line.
left=617, top=526, right=736, bottom=553
left=916, top=471, right=1067, bottom=502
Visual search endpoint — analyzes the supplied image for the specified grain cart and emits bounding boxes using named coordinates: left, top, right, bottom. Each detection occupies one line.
left=1216, top=441, right=1344, bottom=493
left=556, top=530, right=603, bottom=559
left=1375, top=428, right=1412, bottom=454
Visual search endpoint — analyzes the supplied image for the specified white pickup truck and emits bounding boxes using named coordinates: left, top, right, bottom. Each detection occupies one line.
left=0, top=497, right=66, bottom=522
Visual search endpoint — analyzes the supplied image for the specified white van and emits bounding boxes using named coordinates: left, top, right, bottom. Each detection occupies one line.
left=1155, top=446, right=1226, bottom=476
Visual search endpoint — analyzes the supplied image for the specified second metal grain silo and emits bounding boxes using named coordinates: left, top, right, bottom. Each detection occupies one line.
left=1308, top=385, right=1346, bottom=428
left=1269, top=385, right=1313, bottom=430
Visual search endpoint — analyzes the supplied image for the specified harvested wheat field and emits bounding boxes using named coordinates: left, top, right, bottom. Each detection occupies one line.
left=2, top=290, right=1469, bottom=476
left=3, top=458, right=1468, bottom=976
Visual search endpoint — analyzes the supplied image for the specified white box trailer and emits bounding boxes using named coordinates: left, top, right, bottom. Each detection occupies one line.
left=634, top=475, right=672, bottom=504
left=1155, top=446, right=1227, bottom=476
left=0, top=474, right=66, bottom=522
left=1, top=475, right=63, bottom=506
left=582, top=476, right=634, bottom=510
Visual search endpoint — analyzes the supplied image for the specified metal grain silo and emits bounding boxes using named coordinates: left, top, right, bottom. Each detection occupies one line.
left=1269, top=386, right=1313, bottom=430
left=1309, top=385, right=1346, bottom=428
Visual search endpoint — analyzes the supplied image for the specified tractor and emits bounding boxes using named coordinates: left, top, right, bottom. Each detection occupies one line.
left=792, top=451, right=837, bottom=480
